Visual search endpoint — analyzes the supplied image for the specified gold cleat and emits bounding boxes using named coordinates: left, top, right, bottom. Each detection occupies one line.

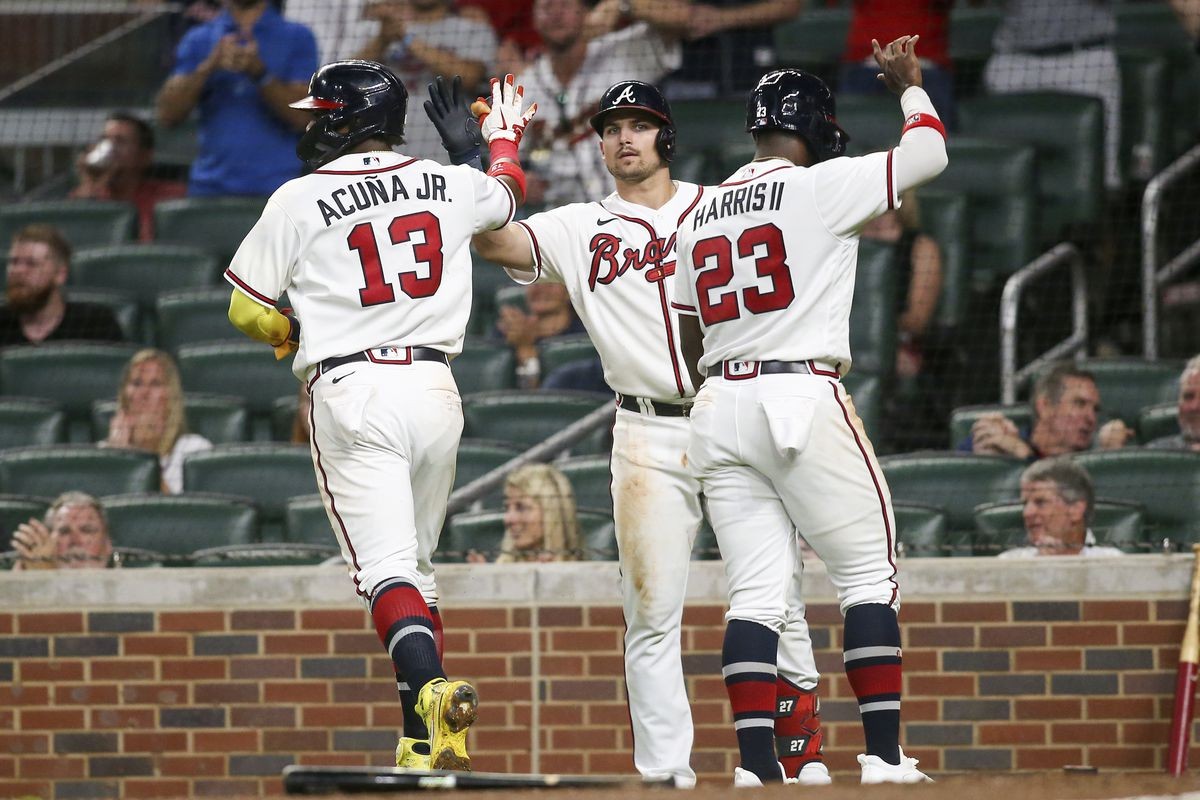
left=415, top=678, right=479, bottom=772
left=395, top=736, right=431, bottom=770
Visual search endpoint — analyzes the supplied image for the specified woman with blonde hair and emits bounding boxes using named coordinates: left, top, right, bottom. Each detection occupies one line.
left=470, top=463, right=583, bottom=563
left=104, top=348, right=211, bottom=493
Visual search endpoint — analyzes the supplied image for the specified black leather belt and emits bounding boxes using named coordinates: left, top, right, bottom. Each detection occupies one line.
left=1012, top=36, right=1112, bottom=56
left=707, top=360, right=815, bottom=378
left=616, top=394, right=690, bottom=417
left=320, top=346, right=448, bottom=374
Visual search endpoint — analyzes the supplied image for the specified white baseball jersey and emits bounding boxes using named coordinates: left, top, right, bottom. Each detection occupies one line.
left=506, top=182, right=704, bottom=401
left=226, top=151, right=515, bottom=378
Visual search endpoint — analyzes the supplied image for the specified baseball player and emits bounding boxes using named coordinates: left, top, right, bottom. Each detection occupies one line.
left=224, top=60, right=536, bottom=772
left=671, top=38, right=947, bottom=786
left=457, top=80, right=829, bottom=788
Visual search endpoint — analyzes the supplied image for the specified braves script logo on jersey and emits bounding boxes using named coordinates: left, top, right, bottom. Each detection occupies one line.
left=588, top=231, right=677, bottom=290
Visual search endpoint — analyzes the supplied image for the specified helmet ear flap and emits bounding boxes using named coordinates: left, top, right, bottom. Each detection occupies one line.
left=656, top=125, right=676, bottom=162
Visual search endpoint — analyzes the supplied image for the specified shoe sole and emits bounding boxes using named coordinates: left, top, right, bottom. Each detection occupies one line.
left=429, top=682, right=478, bottom=772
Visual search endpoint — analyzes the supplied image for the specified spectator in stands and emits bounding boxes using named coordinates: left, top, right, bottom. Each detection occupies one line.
left=1149, top=355, right=1200, bottom=452
left=458, top=0, right=541, bottom=77
left=103, top=349, right=212, bottom=494
left=1171, top=0, right=1200, bottom=40
left=286, top=0, right=376, bottom=62
left=155, top=0, right=318, bottom=197
left=982, top=0, right=1121, bottom=189
left=0, top=225, right=124, bottom=346
left=354, top=0, right=498, bottom=163
left=494, top=282, right=587, bottom=389
left=10, top=491, right=114, bottom=571
left=467, top=463, right=583, bottom=562
left=959, top=361, right=1132, bottom=460
left=998, top=458, right=1123, bottom=558
left=69, top=111, right=187, bottom=242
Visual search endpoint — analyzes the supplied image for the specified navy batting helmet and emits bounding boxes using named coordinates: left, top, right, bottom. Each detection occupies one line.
left=291, top=60, right=408, bottom=171
left=589, top=80, right=676, bottom=162
left=746, top=69, right=849, bottom=162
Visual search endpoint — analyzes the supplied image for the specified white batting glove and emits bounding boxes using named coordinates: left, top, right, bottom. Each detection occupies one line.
left=472, top=74, right=537, bottom=147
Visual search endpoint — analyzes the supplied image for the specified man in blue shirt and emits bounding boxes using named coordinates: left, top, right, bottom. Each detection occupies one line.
left=155, top=0, right=318, bottom=197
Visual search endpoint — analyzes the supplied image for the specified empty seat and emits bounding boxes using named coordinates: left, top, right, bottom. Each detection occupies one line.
left=177, top=343, right=298, bottom=435
left=948, top=403, right=1034, bottom=449
left=0, top=445, right=160, bottom=497
left=850, top=240, right=897, bottom=378
left=880, top=451, right=1024, bottom=534
left=101, top=492, right=258, bottom=561
left=773, top=7, right=851, bottom=80
left=0, top=201, right=136, bottom=250
left=0, top=342, right=139, bottom=440
left=539, top=334, right=599, bottom=378
left=62, top=288, right=143, bottom=343
left=92, top=394, right=249, bottom=445
left=893, top=502, right=952, bottom=558
left=469, top=256, right=515, bottom=336
left=557, top=455, right=612, bottom=513
left=914, top=189, right=969, bottom=330
left=454, top=438, right=520, bottom=491
left=461, top=390, right=610, bottom=454
left=973, top=498, right=1147, bottom=556
left=72, top=245, right=218, bottom=309
left=156, top=288, right=243, bottom=353
left=270, top=394, right=302, bottom=442
left=0, top=494, right=51, bottom=538
left=443, top=510, right=504, bottom=562
left=580, top=508, right=616, bottom=561
left=1081, top=358, right=1181, bottom=426
left=284, top=494, right=334, bottom=546
left=1072, top=449, right=1200, bottom=547
left=837, top=94, right=901, bottom=156
left=948, top=6, right=1003, bottom=72
left=842, top=372, right=882, bottom=443
left=1118, top=50, right=1170, bottom=181
left=1138, top=402, right=1179, bottom=444
left=182, top=443, right=316, bottom=540
left=670, top=98, right=747, bottom=159
left=959, top=93, right=1105, bottom=239
left=1115, top=2, right=1200, bottom=155
left=452, top=340, right=516, bottom=395
left=153, top=197, right=267, bottom=266
left=0, top=397, right=66, bottom=449
left=189, top=542, right=338, bottom=567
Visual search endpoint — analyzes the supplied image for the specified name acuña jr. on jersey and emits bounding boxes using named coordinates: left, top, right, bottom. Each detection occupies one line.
left=316, top=170, right=452, bottom=227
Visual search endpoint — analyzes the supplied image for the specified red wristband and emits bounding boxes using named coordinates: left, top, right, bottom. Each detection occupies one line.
left=901, top=112, right=947, bottom=141
left=487, top=138, right=519, bottom=163
left=488, top=159, right=527, bottom=201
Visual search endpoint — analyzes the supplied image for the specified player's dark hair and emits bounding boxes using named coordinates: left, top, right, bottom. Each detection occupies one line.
left=1032, top=361, right=1097, bottom=408
left=1021, top=457, right=1095, bottom=523
left=107, top=110, right=155, bottom=151
left=12, top=223, right=72, bottom=265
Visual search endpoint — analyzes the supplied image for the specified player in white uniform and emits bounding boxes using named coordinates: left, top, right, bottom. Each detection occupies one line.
left=465, top=81, right=829, bottom=788
left=672, top=39, right=947, bottom=786
left=225, top=61, right=536, bottom=772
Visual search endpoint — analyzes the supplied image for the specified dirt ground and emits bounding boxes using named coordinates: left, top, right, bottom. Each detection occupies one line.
left=288, top=771, right=1200, bottom=799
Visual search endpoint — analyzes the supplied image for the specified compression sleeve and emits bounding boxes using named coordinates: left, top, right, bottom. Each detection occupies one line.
left=228, top=289, right=291, bottom=346
left=891, top=86, right=949, bottom=194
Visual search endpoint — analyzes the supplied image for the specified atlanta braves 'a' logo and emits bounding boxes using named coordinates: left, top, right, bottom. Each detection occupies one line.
left=588, top=232, right=677, bottom=290
left=612, top=84, right=638, bottom=105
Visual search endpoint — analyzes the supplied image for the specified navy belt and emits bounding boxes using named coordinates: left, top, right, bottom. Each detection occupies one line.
left=707, top=360, right=840, bottom=380
left=616, top=394, right=690, bottom=417
left=320, top=346, right=448, bottom=374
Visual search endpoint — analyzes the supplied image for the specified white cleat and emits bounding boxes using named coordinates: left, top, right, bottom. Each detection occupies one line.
left=858, top=747, right=933, bottom=784
left=734, top=763, right=795, bottom=788
left=797, top=761, right=833, bottom=785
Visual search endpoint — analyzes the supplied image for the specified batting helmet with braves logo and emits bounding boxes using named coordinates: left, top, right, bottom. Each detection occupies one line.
left=589, top=80, right=676, bottom=162
left=291, top=59, right=409, bottom=171
left=747, top=69, right=849, bottom=162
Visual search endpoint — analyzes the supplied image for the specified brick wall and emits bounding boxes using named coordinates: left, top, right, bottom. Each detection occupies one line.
left=0, top=559, right=1193, bottom=797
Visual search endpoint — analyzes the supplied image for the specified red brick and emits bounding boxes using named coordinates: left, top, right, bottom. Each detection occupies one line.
left=440, top=655, right=509, bottom=677
left=123, top=779, right=191, bottom=798
left=91, top=659, right=156, bottom=681
left=125, top=635, right=190, bottom=656
left=160, top=611, right=226, bottom=632
left=17, top=757, right=83, bottom=779
left=1015, top=748, right=1081, bottom=770
left=56, top=684, right=120, bottom=705
left=162, top=658, right=227, bottom=680
left=1051, top=722, right=1118, bottom=744
left=475, top=631, right=533, bottom=653
left=689, top=628, right=725, bottom=651
left=231, top=610, right=294, bottom=631
left=903, top=650, right=938, bottom=672
left=539, top=753, right=585, bottom=773
left=0, top=759, right=14, bottom=778
left=906, top=626, right=975, bottom=647
left=1052, top=624, right=1117, bottom=646
left=1156, top=599, right=1187, bottom=621
left=1124, top=622, right=1183, bottom=645
left=0, top=615, right=12, bottom=634
left=694, top=725, right=738, bottom=749
left=19, top=709, right=84, bottom=730
left=474, top=727, right=531, bottom=750
left=587, top=703, right=632, bottom=726
left=17, top=612, right=84, bottom=634
left=806, top=603, right=841, bottom=624
left=264, top=633, right=329, bottom=655
left=124, top=731, right=188, bottom=752
left=265, top=681, right=329, bottom=704
left=120, top=683, right=188, bottom=705
left=979, top=625, right=1046, bottom=647
left=161, top=755, right=226, bottom=776
left=20, top=660, right=84, bottom=682
left=907, top=675, right=975, bottom=695
left=301, top=705, right=368, bottom=728
left=903, top=699, right=939, bottom=721
left=332, top=632, right=379, bottom=654
left=193, top=778, right=260, bottom=796
left=901, top=602, right=937, bottom=623
left=940, top=602, right=1007, bottom=622
left=1123, top=721, right=1169, bottom=744
left=0, top=781, right=51, bottom=798
left=681, top=605, right=725, bottom=627
left=549, top=679, right=618, bottom=701
left=295, top=753, right=367, bottom=767
left=587, top=654, right=625, bottom=675
left=195, top=683, right=261, bottom=704
left=552, top=726, right=617, bottom=750
left=1085, top=747, right=1156, bottom=768
left=587, top=607, right=625, bottom=627
left=193, top=730, right=258, bottom=752
left=472, top=679, right=529, bottom=702
left=0, top=734, right=48, bottom=755
left=264, top=730, right=327, bottom=752
left=370, top=705, right=404, bottom=728
left=1015, top=649, right=1082, bottom=671
left=0, top=686, right=48, bottom=707
left=92, top=708, right=155, bottom=730
left=1082, top=600, right=1149, bottom=621
left=332, top=682, right=393, bottom=703
left=1016, top=698, right=1082, bottom=720
left=300, top=609, right=369, bottom=630
left=539, top=705, right=583, bottom=726
left=230, top=658, right=295, bottom=679
left=588, top=751, right=635, bottom=773
left=1088, top=697, right=1155, bottom=718
left=551, top=629, right=620, bottom=652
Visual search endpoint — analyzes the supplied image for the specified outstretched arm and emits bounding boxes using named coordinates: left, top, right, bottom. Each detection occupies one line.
left=874, top=35, right=948, bottom=193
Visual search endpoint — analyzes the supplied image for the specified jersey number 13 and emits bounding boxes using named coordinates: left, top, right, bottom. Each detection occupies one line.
left=691, top=223, right=794, bottom=326
left=347, top=212, right=444, bottom=306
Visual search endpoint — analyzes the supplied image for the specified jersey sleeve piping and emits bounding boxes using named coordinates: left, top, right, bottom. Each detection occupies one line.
left=513, top=221, right=543, bottom=281
left=671, top=301, right=698, bottom=316
left=675, top=185, right=705, bottom=229
left=886, top=148, right=896, bottom=211
left=224, top=268, right=277, bottom=307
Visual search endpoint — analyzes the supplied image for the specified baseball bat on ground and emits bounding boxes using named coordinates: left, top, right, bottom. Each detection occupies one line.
left=1167, top=544, right=1200, bottom=776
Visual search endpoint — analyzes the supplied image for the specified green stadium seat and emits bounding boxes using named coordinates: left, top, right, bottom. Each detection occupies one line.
left=557, top=455, right=612, bottom=513
left=914, top=189, right=970, bottom=329
left=1138, top=402, right=1179, bottom=444
left=182, top=443, right=316, bottom=540
left=973, top=498, right=1148, bottom=556
left=892, top=502, right=952, bottom=558
left=453, top=438, right=520, bottom=503
left=1072, top=449, right=1200, bottom=548
left=1119, top=50, right=1170, bottom=181
left=270, top=393, right=302, bottom=442
left=880, top=451, right=1025, bottom=535
left=850, top=240, right=896, bottom=378
left=443, top=510, right=504, bottom=562
left=948, top=6, right=1003, bottom=72
left=837, top=94, right=901, bottom=156
left=470, top=255, right=516, bottom=335
left=539, top=334, right=599, bottom=378
left=0, top=445, right=160, bottom=497
left=452, top=340, right=516, bottom=395
left=72, top=245, right=219, bottom=309
left=189, top=542, right=338, bottom=567
left=1081, top=358, right=1182, bottom=426
left=100, top=492, right=258, bottom=562
left=153, top=197, right=267, bottom=266
left=0, top=494, right=51, bottom=538
left=773, top=7, right=852, bottom=81
left=949, top=403, right=1034, bottom=450
left=670, top=98, right=748, bottom=155
left=937, top=138, right=1037, bottom=288
left=0, top=201, right=136, bottom=250
left=0, top=397, right=66, bottom=449
left=155, top=288, right=242, bottom=353
left=692, top=518, right=719, bottom=561
left=284, top=494, right=334, bottom=546
left=842, top=372, right=882, bottom=444
left=461, top=390, right=610, bottom=455
left=0, top=342, right=138, bottom=441
left=580, top=508, right=616, bottom=561
left=1115, top=2, right=1200, bottom=156
left=959, top=93, right=1105, bottom=240
left=92, top=394, right=249, bottom=445
left=62, top=288, right=143, bottom=343
left=177, top=342, right=298, bottom=437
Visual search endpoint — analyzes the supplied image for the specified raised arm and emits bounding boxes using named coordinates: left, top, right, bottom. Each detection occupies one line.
left=875, top=36, right=949, bottom=192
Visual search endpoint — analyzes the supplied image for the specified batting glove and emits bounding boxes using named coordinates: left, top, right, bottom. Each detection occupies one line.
left=472, top=74, right=537, bottom=147
left=273, top=308, right=300, bottom=361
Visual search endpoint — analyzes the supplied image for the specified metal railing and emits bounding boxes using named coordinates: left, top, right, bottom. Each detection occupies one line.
left=1142, top=144, right=1200, bottom=359
left=1000, top=242, right=1088, bottom=404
